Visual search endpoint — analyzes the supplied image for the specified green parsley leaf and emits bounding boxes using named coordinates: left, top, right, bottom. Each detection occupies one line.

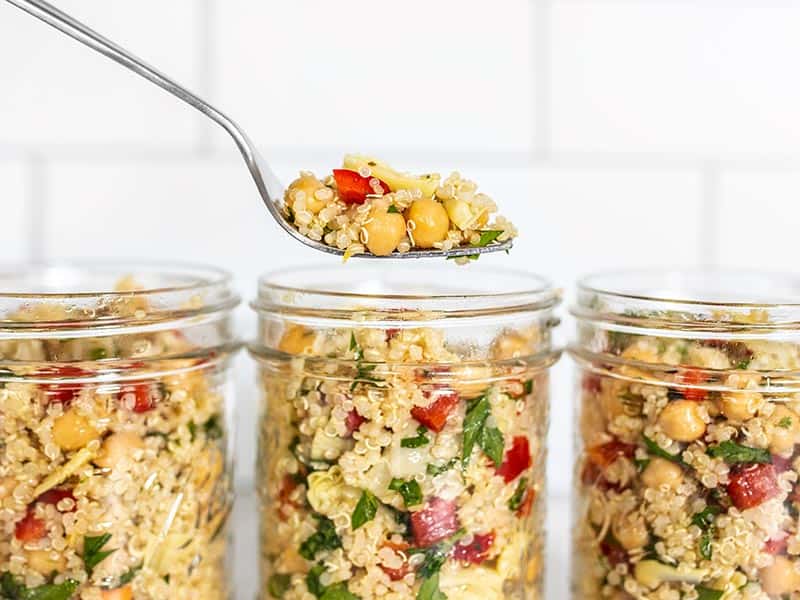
left=642, top=435, right=686, bottom=465
left=462, top=396, right=491, bottom=468
left=0, top=573, right=79, bottom=600
left=320, top=583, right=360, bottom=600
left=306, top=563, right=326, bottom=597
left=350, top=364, right=383, bottom=391
left=387, top=205, right=400, bottom=214
left=508, top=478, right=529, bottom=512
left=416, top=572, right=447, bottom=600
left=388, top=478, right=423, bottom=507
left=478, top=425, right=504, bottom=467
left=299, top=516, right=342, bottom=560
left=698, top=530, right=713, bottom=560
left=351, top=490, right=379, bottom=530
left=707, top=440, right=771, bottom=465
left=691, top=506, right=721, bottom=530
left=695, top=586, right=724, bottom=600
left=472, top=230, right=503, bottom=248
left=410, top=529, right=467, bottom=580
left=401, top=426, right=430, bottom=449
left=634, top=458, right=651, bottom=472
left=117, top=563, right=143, bottom=587
left=523, top=379, right=534, bottom=395
left=426, top=459, right=458, bottom=477
left=778, top=416, right=793, bottom=429
left=83, top=533, right=116, bottom=576
left=268, top=573, right=292, bottom=599
left=349, top=333, right=363, bottom=361
left=89, top=347, right=108, bottom=361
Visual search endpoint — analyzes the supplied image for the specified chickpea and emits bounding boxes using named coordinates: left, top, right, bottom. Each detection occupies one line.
left=760, top=555, right=800, bottom=596
left=769, top=405, right=800, bottom=456
left=719, top=390, right=762, bottom=421
left=52, top=409, right=99, bottom=451
left=454, top=364, right=493, bottom=399
left=490, top=332, right=531, bottom=360
left=612, top=512, right=649, bottom=550
left=26, top=549, right=66, bottom=573
left=363, top=210, right=406, bottom=256
left=0, top=476, right=16, bottom=499
left=406, top=199, right=449, bottom=248
left=278, top=325, right=316, bottom=355
left=286, top=174, right=328, bottom=214
left=657, top=400, right=706, bottom=442
left=641, top=458, right=683, bottom=490
left=95, top=431, right=145, bottom=469
left=101, top=586, right=133, bottom=600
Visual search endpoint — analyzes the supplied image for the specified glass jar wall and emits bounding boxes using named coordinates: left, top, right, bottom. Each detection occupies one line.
left=570, top=270, right=800, bottom=599
left=0, top=264, right=239, bottom=600
left=249, top=264, right=560, bottom=600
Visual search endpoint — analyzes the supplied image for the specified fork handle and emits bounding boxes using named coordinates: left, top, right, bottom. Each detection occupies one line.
left=6, top=0, right=286, bottom=214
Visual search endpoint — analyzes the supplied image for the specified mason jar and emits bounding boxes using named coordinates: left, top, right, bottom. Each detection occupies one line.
left=0, top=264, right=239, bottom=600
left=570, top=270, right=800, bottom=600
left=249, top=264, right=560, bottom=600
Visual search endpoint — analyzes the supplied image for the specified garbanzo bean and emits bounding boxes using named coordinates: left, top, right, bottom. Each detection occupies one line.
left=612, top=512, right=649, bottom=550
left=363, top=210, right=406, bottom=256
left=406, top=199, right=449, bottom=248
left=490, top=331, right=531, bottom=360
left=278, top=325, right=316, bottom=355
left=95, top=431, right=145, bottom=469
left=769, top=405, right=800, bottom=455
left=719, top=390, right=762, bottom=421
left=760, top=556, right=800, bottom=596
left=286, top=174, right=328, bottom=214
left=101, top=586, right=133, bottom=600
left=657, top=400, right=706, bottom=442
left=641, top=457, right=683, bottom=490
left=26, top=549, right=66, bottom=573
left=52, top=409, right=99, bottom=451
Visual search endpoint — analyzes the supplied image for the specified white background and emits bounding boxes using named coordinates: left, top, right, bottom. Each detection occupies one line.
left=2, top=1, right=800, bottom=596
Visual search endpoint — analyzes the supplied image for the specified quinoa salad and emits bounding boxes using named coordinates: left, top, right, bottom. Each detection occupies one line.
left=281, top=155, right=517, bottom=261
left=573, top=308, right=800, bottom=600
left=0, top=278, right=232, bottom=600
left=255, top=324, right=548, bottom=600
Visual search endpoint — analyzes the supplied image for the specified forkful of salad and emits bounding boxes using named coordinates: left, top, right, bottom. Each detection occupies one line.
left=7, top=0, right=517, bottom=260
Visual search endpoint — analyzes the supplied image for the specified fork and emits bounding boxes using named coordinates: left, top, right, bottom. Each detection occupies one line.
left=7, top=0, right=514, bottom=260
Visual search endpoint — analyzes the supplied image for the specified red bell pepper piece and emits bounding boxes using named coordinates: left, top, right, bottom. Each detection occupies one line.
left=118, top=381, right=161, bottom=413
left=333, top=169, right=390, bottom=204
left=15, top=488, right=76, bottom=541
left=452, top=532, right=495, bottom=564
left=410, top=497, right=460, bottom=548
left=40, top=365, right=89, bottom=406
left=496, top=436, right=532, bottom=483
left=379, top=540, right=413, bottom=581
left=677, top=367, right=708, bottom=402
left=728, top=463, right=779, bottom=510
left=411, top=390, right=460, bottom=433
left=345, top=409, right=367, bottom=436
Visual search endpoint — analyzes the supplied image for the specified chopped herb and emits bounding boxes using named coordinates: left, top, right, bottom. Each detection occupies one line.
left=89, top=347, right=108, bottom=360
left=387, top=204, right=400, bottom=214
left=778, top=416, right=793, bottom=429
left=523, top=379, right=534, bottom=395
left=299, top=515, right=342, bottom=560
left=191, top=415, right=224, bottom=441
left=416, top=572, right=447, bottom=600
left=462, top=395, right=504, bottom=467
left=707, top=440, right=771, bottom=465
left=401, top=426, right=430, bottom=448
left=306, top=563, right=326, bottom=597
left=426, top=459, right=458, bottom=477
left=350, top=364, right=384, bottom=391
left=389, top=478, right=423, bottom=507
left=695, top=586, right=724, bottom=600
left=634, top=458, right=651, bottom=472
left=320, top=583, right=360, bottom=600
left=472, top=230, right=503, bottom=248
left=268, top=573, right=291, bottom=598
left=698, top=530, right=713, bottom=560
left=606, top=330, right=633, bottom=354
left=117, top=563, right=143, bottom=586
left=508, top=477, right=529, bottom=511
left=409, top=529, right=467, bottom=580
left=83, top=533, right=116, bottom=576
left=478, top=425, right=504, bottom=467
left=349, top=333, right=363, bottom=361
left=642, top=435, right=685, bottom=466
left=691, top=505, right=720, bottom=560
left=0, top=573, right=80, bottom=600
left=351, top=490, right=379, bottom=530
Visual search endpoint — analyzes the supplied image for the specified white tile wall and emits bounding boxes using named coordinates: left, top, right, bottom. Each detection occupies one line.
left=2, top=3, right=800, bottom=582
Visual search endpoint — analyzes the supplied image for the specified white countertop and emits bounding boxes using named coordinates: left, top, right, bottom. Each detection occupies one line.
left=232, top=490, right=571, bottom=599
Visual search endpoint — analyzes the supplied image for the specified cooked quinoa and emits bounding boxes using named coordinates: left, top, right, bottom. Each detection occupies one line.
left=281, top=155, right=517, bottom=261
left=0, top=278, right=232, bottom=600
left=572, top=299, right=800, bottom=599
left=254, top=323, right=548, bottom=600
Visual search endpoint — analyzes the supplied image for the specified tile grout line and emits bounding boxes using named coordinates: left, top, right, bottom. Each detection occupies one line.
left=532, top=0, right=552, bottom=161
left=700, top=164, right=720, bottom=268
left=26, top=155, right=46, bottom=264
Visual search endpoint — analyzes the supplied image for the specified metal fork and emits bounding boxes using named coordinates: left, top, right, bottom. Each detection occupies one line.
left=7, top=0, right=513, bottom=259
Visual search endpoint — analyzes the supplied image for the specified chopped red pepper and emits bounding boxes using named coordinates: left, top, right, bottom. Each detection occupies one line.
left=40, top=365, right=89, bottom=406
left=516, top=488, right=536, bottom=518
left=727, top=463, right=779, bottom=510
left=15, top=488, right=76, bottom=541
left=379, top=540, right=413, bottom=581
left=452, top=532, right=495, bottom=564
left=277, top=475, right=301, bottom=520
left=36, top=488, right=76, bottom=509
left=599, top=536, right=628, bottom=566
left=677, top=368, right=708, bottom=402
left=118, top=381, right=161, bottom=413
left=410, top=497, right=460, bottom=548
left=582, top=440, right=635, bottom=488
left=764, top=534, right=788, bottom=555
left=385, top=328, right=400, bottom=341
left=581, top=374, right=602, bottom=394
left=332, top=169, right=390, bottom=204
left=411, top=390, right=460, bottom=433
left=496, top=436, right=532, bottom=483
left=345, top=409, right=367, bottom=437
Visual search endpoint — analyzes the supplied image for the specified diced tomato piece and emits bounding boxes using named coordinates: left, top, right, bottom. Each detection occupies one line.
left=587, top=440, right=635, bottom=469
left=411, top=390, right=460, bottom=433
left=345, top=409, right=367, bottom=436
left=14, top=512, right=46, bottom=541
left=496, top=436, right=532, bottom=483
left=411, top=497, right=460, bottom=548
left=582, top=374, right=602, bottom=394
left=36, top=488, right=76, bottom=510
left=40, top=365, right=89, bottom=406
left=599, top=536, right=628, bottom=566
left=277, top=475, right=301, bottom=520
left=385, top=328, right=400, bottom=340
left=332, top=169, right=390, bottom=204
left=772, top=454, right=793, bottom=473
left=677, top=368, right=708, bottom=402
left=727, top=463, right=779, bottom=510
left=452, top=532, right=495, bottom=564
left=118, top=381, right=161, bottom=413
left=764, top=533, right=788, bottom=555
left=516, top=488, right=536, bottom=518
left=379, top=540, right=413, bottom=581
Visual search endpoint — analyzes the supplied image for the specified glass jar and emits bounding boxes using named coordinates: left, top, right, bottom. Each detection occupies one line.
left=249, top=264, right=560, bottom=600
left=570, top=270, right=800, bottom=599
left=0, top=264, right=239, bottom=600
